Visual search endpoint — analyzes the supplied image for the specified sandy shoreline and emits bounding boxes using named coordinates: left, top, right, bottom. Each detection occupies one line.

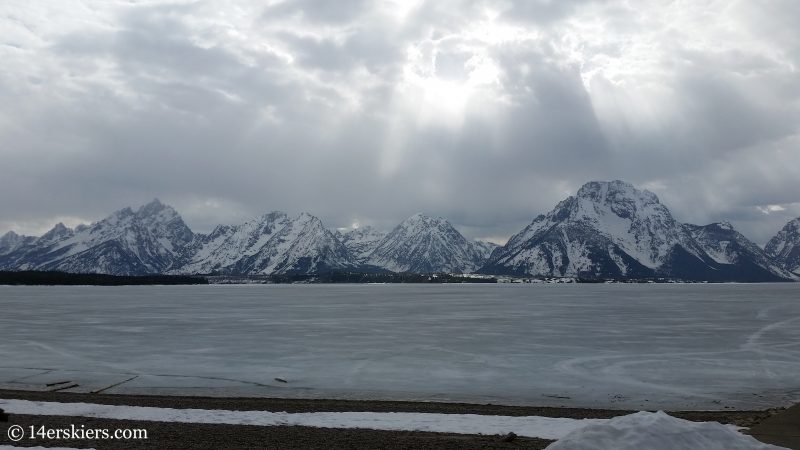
left=0, top=389, right=785, bottom=449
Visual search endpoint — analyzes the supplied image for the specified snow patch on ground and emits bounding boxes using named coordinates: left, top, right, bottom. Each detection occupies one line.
left=0, top=398, right=601, bottom=439
left=1, top=400, right=783, bottom=448
left=544, top=411, right=786, bottom=450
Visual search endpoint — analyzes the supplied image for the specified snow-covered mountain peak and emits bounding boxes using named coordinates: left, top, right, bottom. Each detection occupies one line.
left=0, top=230, right=36, bottom=256
left=39, top=222, right=73, bottom=243
left=367, top=213, right=487, bottom=273
left=714, top=221, right=735, bottom=231
left=114, top=207, right=135, bottom=217
left=259, top=211, right=289, bottom=222
left=104, top=207, right=136, bottom=226
left=573, top=180, right=666, bottom=223
left=394, top=213, right=455, bottom=235
left=482, top=181, right=793, bottom=281
left=766, top=216, right=800, bottom=274
left=576, top=180, right=660, bottom=206
left=0, top=199, right=197, bottom=275
left=778, top=217, right=800, bottom=234
left=2, top=230, right=18, bottom=240
left=295, top=212, right=321, bottom=226
left=175, top=210, right=358, bottom=275
left=405, top=213, right=444, bottom=224
left=136, top=198, right=172, bottom=218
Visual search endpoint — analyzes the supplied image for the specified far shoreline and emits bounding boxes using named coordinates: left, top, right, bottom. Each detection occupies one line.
left=3, top=270, right=796, bottom=285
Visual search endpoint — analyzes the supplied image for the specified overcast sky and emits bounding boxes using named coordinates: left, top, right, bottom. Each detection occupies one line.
left=1, top=0, right=798, bottom=244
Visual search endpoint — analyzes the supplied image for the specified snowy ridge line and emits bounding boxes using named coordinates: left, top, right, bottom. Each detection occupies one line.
left=0, top=398, right=603, bottom=439
left=2, top=180, right=799, bottom=280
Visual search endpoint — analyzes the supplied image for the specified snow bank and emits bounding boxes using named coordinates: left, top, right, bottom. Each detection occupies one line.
left=0, top=398, right=602, bottom=439
left=544, top=411, right=786, bottom=450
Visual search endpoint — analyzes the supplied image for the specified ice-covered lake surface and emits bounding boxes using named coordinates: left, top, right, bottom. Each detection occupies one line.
left=1, top=283, right=799, bottom=410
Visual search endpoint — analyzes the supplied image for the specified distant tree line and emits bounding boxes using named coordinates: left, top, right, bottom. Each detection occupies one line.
left=212, top=272, right=499, bottom=284
left=0, top=271, right=209, bottom=286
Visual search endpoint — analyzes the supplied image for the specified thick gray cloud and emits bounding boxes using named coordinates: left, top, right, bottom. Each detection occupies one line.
left=1, top=0, right=798, bottom=245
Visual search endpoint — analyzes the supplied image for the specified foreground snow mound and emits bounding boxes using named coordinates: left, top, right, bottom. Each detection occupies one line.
left=545, top=411, right=786, bottom=450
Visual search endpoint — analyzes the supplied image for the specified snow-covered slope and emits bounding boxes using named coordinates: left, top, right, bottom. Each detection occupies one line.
left=765, top=217, right=800, bottom=275
left=340, top=226, right=387, bottom=262
left=473, top=240, right=499, bottom=260
left=177, top=212, right=291, bottom=274
left=366, top=214, right=488, bottom=273
left=685, top=222, right=796, bottom=281
left=176, top=212, right=360, bottom=275
left=481, top=181, right=793, bottom=281
left=0, top=199, right=195, bottom=275
left=228, top=213, right=360, bottom=275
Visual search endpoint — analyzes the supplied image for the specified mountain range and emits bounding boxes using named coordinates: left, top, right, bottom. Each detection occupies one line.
left=1, top=181, right=798, bottom=282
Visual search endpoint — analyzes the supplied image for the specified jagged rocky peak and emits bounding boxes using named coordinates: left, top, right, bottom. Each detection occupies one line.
left=176, top=210, right=358, bottom=275
left=0, top=199, right=198, bottom=276
left=261, top=211, right=289, bottom=221
left=554, top=180, right=691, bottom=269
left=715, top=221, right=735, bottom=231
left=2, top=230, right=19, bottom=240
left=1, top=230, right=21, bottom=247
left=766, top=217, right=800, bottom=274
left=136, top=198, right=178, bottom=220
left=367, top=213, right=487, bottom=273
left=228, top=211, right=359, bottom=275
left=577, top=180, right=659, bottom=205
left=573, top=180, right=670, bottom=223
left=0, top=230, right=36, bottom=255
left=39, top=222, right=74, bottom=242
left=391, top=213, right=467, bottom=239
left=138, top=197, right=165, bottom=213
left=129, top=199, right=194, bottom=247
left=396, top=213, right=464, bottom=237
left=295, top=212, right=320, bottom=226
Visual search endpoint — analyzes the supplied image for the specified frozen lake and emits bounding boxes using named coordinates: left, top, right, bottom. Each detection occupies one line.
left=1, top=283, right=799, bottom=410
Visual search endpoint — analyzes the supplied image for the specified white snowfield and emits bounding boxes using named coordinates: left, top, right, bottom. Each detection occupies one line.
left=0, top=399, right=786, bottom=449
left=545, top=411, right=786, bottom=450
